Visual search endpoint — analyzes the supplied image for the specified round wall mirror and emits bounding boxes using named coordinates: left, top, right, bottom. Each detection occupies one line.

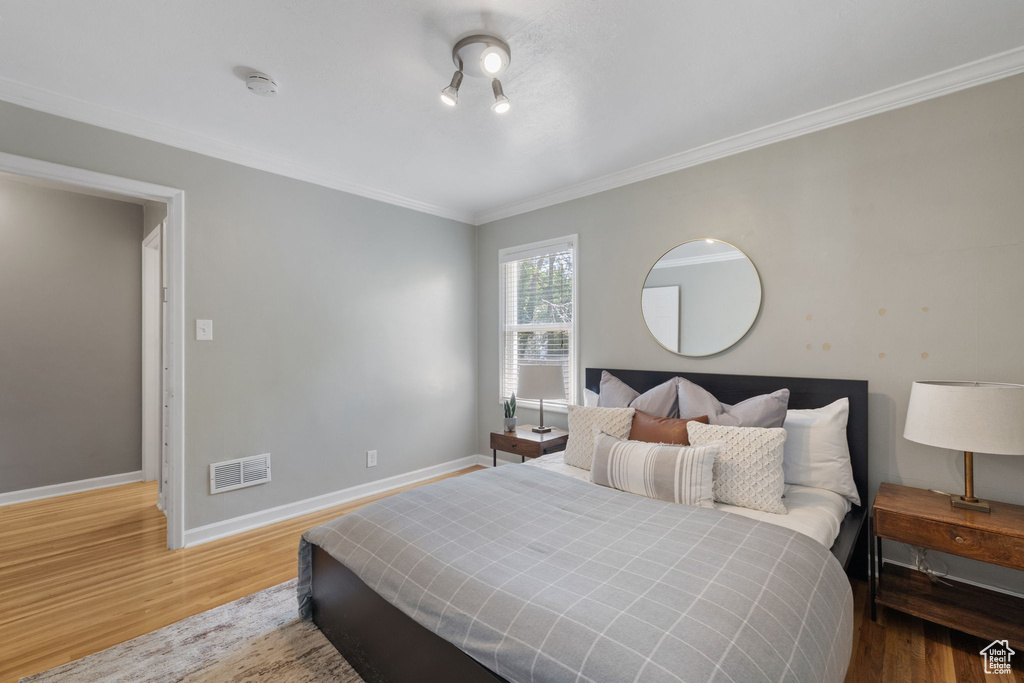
left=641, top=239, right=762, bottom=357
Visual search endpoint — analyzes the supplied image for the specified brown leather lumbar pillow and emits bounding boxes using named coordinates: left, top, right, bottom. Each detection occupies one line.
left=629, top=411, right=709, bottom=445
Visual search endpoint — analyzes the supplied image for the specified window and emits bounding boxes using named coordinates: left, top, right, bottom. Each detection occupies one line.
left=499, top=235, right=577, bottom=406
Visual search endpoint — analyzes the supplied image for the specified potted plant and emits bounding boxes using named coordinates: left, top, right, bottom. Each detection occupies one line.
left=503, top=394, right=517, bottom=432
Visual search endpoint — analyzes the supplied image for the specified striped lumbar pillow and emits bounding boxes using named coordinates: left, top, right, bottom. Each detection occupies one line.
left=589, top=431, right=720, bottom=507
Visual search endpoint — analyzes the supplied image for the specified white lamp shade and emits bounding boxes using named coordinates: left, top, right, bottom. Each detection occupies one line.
left=904, top=381, right=1024, bottom=455
left=516, top=365, right=566, bottom=401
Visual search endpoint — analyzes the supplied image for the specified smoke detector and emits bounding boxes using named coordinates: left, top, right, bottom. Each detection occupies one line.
left=246, top=72, right=278, bottom=97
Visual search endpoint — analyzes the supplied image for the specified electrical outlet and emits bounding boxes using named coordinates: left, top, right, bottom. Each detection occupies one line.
left=366, top=449, right=378, bottom=468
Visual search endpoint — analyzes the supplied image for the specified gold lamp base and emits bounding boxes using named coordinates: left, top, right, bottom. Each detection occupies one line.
left=951, top=451, right=991, bottom=513
left=531, top=398, right=553, bottom=433
left=951, top=495, right=991, bottom=512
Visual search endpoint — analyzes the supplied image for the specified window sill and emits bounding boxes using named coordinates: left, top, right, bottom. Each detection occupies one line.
left=499, top=398, right=571, bottom=415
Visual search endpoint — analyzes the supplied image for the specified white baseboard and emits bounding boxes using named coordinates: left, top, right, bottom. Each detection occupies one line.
left=477, top=453, right=530, bottom=467
left=183, top=455, right=483, bottom=547
left=0, top=470, right=144, bottom=507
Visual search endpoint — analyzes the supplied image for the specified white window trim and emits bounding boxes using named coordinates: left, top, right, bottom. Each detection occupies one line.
left=498, top=234, right=579, bottom=410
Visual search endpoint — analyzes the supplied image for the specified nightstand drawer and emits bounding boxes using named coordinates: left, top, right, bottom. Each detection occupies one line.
left=875, top=508, right=1024, bottom=570
left=490, top=432, right=532, bottom=454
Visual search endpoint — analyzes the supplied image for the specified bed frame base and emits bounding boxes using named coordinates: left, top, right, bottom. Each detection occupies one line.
left=311, top=544, right=506, bottom=683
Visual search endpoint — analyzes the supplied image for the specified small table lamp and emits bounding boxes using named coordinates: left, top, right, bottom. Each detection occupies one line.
left=516, top=365, right=566, bottom=433
left=904, top=381, right=1024, bottom=512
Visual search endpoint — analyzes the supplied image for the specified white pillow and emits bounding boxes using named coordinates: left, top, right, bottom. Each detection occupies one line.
left=583, top=388, right=600, bottom=407
left=782, top=398, right=860, bottom=506
left=687, top=422, right=788, bottom=515
left=564, top=405, right=635, bottom=471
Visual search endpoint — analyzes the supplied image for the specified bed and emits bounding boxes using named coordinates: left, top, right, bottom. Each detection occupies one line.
left=298, top=368, right=868, bottom=683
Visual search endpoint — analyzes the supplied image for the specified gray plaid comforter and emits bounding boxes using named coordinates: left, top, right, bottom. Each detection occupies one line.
left=298, top=465, right=852, bottom=683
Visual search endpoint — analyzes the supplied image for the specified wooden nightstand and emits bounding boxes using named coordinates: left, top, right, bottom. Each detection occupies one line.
left=870, top=482, right=1024, bottom=649
left=489, top=426, right=568, bottom=467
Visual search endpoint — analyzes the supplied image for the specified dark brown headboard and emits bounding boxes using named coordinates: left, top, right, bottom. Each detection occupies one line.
left=585, top=368, right=869, bottom=510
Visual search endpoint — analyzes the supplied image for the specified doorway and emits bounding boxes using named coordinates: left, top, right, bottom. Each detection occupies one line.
left=0, top=151, right=186, bottom=549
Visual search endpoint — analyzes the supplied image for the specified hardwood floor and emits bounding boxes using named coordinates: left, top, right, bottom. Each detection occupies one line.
left=1, top=471, right=1020, bottom=682
left=0, top=467, right=482, bottom=682
left=846, top=578, right=1023, bottom=682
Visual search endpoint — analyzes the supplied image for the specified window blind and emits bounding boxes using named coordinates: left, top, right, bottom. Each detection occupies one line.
left=500, top=238, right=576, bottom=404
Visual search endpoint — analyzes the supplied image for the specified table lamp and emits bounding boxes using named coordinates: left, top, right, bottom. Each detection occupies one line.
left=904, top=381, right=1024, bottom=512
left=516, top=365, right=566, bottom=433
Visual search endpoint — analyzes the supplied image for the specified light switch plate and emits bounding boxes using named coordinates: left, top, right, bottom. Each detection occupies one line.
left=196, top=319, right=213, bottom=341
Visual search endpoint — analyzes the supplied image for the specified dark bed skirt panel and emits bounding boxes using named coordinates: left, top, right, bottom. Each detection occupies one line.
left=310, top=544, right=507, bottom=683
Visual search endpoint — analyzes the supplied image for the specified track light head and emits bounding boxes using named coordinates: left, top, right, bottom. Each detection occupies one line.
left=491, top=78, right=510, bottom=114
left=440, top=70, right=463, bottom=106
left=452, top=34, right=511, bottom=78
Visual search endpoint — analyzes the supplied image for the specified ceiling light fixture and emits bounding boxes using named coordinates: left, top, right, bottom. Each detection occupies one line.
left=440, top=70, right=463, bottom=106
left=441, top=34, right=511, bottom=113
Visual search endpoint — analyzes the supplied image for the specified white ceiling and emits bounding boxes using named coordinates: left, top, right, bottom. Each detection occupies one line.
left=1, top=1, right=1023, bottom=224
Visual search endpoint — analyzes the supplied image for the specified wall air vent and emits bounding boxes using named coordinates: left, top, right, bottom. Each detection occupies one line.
left=210, top=453, right=271, bottom=494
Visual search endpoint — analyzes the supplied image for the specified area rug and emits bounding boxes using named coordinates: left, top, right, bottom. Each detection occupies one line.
left=21, top=580, right=362, bottom=682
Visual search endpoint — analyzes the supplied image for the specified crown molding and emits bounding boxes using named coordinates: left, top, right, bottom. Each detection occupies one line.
left=651, top=251, right=745, bottom=269
left=471, top=45, right=1024, bottom=225
left=0, top=77, right=475, bottom=224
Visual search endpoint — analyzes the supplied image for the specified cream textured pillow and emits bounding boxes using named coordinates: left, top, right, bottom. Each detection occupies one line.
left=564, top=405, right=635, bottom=470
left=687, top=421, right=788, bottom=515
left=590, top=432, right=720, bottom=507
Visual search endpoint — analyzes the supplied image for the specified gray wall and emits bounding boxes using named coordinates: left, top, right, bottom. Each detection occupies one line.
left=143, top=200, right=167, bottom=238
left=0, top=178, right=143, bottom=492
left=477, top=74, right=1024, bottom=593
left=0, top=100, right=478, bottom=528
